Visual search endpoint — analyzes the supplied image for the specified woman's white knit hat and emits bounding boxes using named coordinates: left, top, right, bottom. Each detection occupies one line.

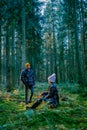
left=48, top=73, right=56, bottom=82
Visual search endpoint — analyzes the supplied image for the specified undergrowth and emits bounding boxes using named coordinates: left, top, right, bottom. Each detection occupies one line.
left=0, top=82, right=87, bottom=130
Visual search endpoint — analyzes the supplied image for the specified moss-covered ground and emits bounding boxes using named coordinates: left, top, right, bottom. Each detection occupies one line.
left=0, top=82, right=87, bottom=130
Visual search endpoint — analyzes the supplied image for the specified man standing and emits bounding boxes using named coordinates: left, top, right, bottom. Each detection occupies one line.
left=21, top=63, right=35, bottom=104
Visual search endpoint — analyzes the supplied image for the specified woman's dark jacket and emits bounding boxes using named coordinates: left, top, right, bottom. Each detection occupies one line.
left=42, top=83, right=59, bottom=104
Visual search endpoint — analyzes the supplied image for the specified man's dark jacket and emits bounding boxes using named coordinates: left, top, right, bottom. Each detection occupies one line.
left=21, top=68, right=35, bottom=86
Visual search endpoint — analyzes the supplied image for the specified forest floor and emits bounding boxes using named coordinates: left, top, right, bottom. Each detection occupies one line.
left=0, top=82, right=87, bottom=130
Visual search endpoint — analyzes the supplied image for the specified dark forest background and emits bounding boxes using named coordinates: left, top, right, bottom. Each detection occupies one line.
left=0, top=0, right=87, bottom=91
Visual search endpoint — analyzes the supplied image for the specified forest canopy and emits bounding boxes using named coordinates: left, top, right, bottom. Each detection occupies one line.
left=0, top=0, right=87, bottom=91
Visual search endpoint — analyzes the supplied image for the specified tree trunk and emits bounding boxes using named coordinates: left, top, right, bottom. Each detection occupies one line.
left=11, top=20, right=16, bottom=88
left=21, top=0, right=26, bottom=70
left=51, top=0, right=58, bottom=83
left=74, top=0, right=83, bottom=84
left=81, top=0, right=87, bottom=85
left=6, top=25, right=11, bottom=92
left=0, top=25, right=2, bottom=85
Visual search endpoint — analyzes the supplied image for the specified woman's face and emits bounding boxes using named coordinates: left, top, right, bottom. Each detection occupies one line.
left=48, top=80, right=51, bottom=84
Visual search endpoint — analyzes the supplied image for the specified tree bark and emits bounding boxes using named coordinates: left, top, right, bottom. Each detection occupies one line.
left=0, top=25, right=2, bottom=84
left=74, top=0, right=83, bottom=84
left=21, top=0, right=26, bottom=70
left=6, top=25, right=11, bottom=92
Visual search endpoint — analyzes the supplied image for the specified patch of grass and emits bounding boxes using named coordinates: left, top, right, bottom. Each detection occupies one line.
left=0, top=82, right=87, bottom=130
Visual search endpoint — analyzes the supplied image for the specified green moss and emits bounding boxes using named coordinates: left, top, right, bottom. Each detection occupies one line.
left=0, top=83, right=87, bottom=130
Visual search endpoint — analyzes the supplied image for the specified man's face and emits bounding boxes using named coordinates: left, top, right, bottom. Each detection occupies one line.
left=26, top=65, right=30, bottom=69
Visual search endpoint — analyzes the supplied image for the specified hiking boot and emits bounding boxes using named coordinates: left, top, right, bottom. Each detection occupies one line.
left=28, top=100, right=32, bottom=103
left=26, top=106, right=31, bottom=110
